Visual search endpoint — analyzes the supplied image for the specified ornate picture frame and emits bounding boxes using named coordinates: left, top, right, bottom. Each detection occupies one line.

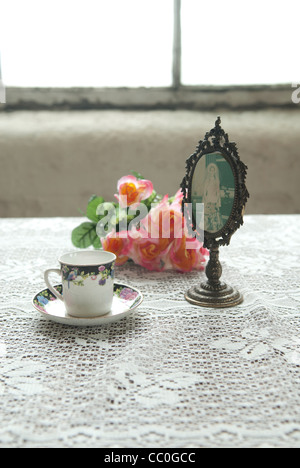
left=180, top=117, right=249, bottom=307
left=181, top=117, right=249, bottom=250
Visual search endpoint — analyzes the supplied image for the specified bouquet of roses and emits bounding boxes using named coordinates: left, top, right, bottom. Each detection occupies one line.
left=71, top=172, right=208, bottom=272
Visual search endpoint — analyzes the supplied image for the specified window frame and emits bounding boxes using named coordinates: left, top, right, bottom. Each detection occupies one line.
left=0, top=0, right=295, bottom=111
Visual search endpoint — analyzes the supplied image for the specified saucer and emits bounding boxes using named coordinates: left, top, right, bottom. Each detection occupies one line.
left=32, top=283, right=143, bottom=326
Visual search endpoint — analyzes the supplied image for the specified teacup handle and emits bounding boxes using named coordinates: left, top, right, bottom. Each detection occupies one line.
left=44, top=268, right=63, bottom=302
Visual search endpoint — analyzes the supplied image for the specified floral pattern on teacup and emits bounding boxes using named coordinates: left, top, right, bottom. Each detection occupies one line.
left=61, top=262, right=115, bottom=288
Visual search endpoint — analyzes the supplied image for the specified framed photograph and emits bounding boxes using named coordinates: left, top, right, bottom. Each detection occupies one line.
left=191, top=151, right=235, bottom=234
left=181, top=117, right=249, bottom=250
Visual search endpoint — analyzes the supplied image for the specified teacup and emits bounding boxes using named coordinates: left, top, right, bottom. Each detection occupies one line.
left=44, top=250, right=116, bottom=317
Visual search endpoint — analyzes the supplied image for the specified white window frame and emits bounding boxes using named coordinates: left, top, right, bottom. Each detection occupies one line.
left=0, top=0, right=294, bottom=111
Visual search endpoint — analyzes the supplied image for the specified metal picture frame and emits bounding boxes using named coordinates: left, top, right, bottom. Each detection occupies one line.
left=180, top=117, right=249, bottom=308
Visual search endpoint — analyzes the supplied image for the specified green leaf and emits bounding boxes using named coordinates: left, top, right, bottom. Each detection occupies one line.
left=86, top=196, right=105, bottom=223
left=71, top=222, right=97, bottom=249
left=131, top=171, right=144, bottom=180
left=93, top=235, right=102, bottom=250
left=88, top=194, right=98, bottom=203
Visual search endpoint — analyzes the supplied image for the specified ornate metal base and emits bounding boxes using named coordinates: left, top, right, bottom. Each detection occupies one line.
left=185, top=245, right=243, bottom=308
left=185, top=280, right=243, bottom=308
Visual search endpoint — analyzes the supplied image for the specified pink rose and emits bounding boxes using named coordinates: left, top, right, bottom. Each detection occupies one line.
left=140, top=195, right=184, bottom=241
left=115, top=175, right=153, bottom=209
left=127, top=229, right=169, bottom=271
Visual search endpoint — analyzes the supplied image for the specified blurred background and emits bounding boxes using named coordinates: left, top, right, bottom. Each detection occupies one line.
left=0, top=0, right=299, bottom=217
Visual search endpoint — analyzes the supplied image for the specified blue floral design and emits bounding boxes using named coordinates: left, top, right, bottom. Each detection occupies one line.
left=37, top=295, right=49, bottom=306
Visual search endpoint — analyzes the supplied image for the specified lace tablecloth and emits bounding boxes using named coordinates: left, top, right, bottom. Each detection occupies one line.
left=0, top=215, right=299, bottom=448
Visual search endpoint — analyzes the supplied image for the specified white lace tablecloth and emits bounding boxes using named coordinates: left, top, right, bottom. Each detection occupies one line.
left=0, top=215, right=299, bottom=448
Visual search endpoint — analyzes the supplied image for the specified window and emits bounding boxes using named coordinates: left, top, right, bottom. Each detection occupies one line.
left=0, top=0, right=173, bottom=87
left=0, top=0, right=297, bottom=109
left=181, top=0, right=298, bottom=86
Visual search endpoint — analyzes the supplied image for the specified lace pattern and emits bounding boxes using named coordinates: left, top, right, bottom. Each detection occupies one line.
left=0, top=215, right=299, bottom=447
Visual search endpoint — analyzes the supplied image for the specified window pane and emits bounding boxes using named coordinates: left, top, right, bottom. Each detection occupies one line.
left=181, top=0, right=299, bottom=85
left=0, top=0, right=173, bottom=87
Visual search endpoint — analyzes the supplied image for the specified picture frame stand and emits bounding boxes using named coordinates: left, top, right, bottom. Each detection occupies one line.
left=181, top=117, right=249, bottom=309
left=185, top=242, right=243, bottom=308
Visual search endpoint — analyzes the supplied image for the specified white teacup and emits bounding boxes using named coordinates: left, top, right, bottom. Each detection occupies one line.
left=44, top=251, right=116, bottom=318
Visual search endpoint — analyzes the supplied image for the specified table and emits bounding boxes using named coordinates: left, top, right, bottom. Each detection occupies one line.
left=0, top=215, right=299, bottom=448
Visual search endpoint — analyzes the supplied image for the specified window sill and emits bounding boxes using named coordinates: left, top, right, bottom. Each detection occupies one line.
left=0, top=84, right=295, bottom=111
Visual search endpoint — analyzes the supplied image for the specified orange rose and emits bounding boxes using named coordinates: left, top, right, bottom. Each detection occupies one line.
left=101, top=231, right=131, bottom=266
left=169, top=235, right=205, bottom=272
